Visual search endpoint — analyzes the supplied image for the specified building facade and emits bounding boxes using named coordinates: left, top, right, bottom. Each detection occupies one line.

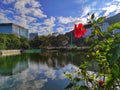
left=0, top=23, right=29, bottom=38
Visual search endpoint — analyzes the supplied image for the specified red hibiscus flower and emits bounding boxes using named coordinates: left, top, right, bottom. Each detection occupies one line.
left=74, top=23, right=86, bottom=38
left=98, top=80, right=104, bottom=85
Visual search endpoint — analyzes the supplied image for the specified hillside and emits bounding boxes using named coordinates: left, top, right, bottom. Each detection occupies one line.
left=105, top=13, right=120, bottom=25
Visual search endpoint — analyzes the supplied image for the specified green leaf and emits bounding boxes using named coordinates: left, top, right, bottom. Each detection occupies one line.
left=97, top=16, right=106, bottom=23
left=112, top=64, right=120, bottom=77
left=65, top=82, right=73, bottom=89
left=96, top=73, right=104, bottom=79
left=107, top=22, right=120, bottom=32
left=90, top=74, right=95, bottom=79
left=80, top=62, right=90, bottom=69
left=80, top=85, right=89, bottom=90
left=107, top=38, right=114, bottom=43
left=74, top=77, right=82, bottom=82
left=65, top=74, right=72, bottom=79
left=96, top=50, right=99, bottom=55
left=86, top=37, right=90, bottom=42
left=91, top=14, right=95, bottom=19
left=106, top=74, right=114, bottom=87
left=93, top=26, right=101, bottom=35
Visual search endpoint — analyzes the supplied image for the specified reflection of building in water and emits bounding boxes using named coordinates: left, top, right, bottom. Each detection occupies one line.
left=0, top=60, right=28, bottom=76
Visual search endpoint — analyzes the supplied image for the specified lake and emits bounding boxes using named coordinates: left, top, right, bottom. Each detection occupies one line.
left=0, top=51, right=94, bottom=90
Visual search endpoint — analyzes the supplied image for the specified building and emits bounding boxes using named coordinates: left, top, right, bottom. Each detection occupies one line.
left=0, top=23, right=29, bottom=38
left=29, top=32, right=38, bottom=40
left=84, top=22, right=110, bottom=37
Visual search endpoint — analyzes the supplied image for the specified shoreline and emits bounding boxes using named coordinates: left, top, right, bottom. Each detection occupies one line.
left=42, top=46, right=90, bottom=52
left=0, top=50, right=21, bottom=56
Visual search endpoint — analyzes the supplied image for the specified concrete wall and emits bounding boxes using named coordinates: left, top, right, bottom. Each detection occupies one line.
left=0, top=50, right=21, bottom=56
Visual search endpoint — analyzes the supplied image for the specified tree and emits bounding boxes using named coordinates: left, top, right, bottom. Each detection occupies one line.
left=49, top=35, right=57, bottom=47
left=6, top=34, right=21, bottom=49
left=20, top=37, right=30, bottom=49
left=0, top=34, right=7, bottom=50
left=56, top=34, right=69, bottom=47
left=39, top=36, right=49, bottom=48
left=30, top=36, right=40, bottom=49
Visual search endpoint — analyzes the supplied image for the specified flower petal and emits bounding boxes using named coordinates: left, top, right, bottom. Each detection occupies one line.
left=78, top=23, right=83, bottom=28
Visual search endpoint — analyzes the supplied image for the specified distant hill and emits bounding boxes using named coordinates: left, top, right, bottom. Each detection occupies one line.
left=105, top=13, right=120, bottom=25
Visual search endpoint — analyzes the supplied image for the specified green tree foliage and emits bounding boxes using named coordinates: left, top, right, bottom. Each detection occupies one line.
left=39, top=36, right=49, bottom=47
left=6, top=34, right=21, bottom=49
left=30, top=36, right=40, bottom=49
left=0, top=34, right=29, bottom=50
left=30, top=35, right=49, bottom=48
left=0, top=34, right=7, bottom=49
left=49, top=35, right=58, bottom=47
left=30, top=34, right=69, bottom=48
left=20, top=37, right=30, bottom=49
left=55, top=34, right=69, bottom=47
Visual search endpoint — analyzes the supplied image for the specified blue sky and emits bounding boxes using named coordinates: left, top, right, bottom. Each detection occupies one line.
left=0, top=0, right=120, bottom=35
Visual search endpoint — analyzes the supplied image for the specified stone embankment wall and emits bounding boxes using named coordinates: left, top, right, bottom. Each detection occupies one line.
left=0, top=50, right=21, bottom=56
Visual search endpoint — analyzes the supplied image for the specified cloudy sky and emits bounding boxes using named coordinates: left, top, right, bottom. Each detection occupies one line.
left=0, top=0, right=120, bottom=35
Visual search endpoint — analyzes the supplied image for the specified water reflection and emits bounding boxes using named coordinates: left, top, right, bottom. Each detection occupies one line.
left=0, top=54, right=28, bottom=76
left=30, top=51, right=86, bottom=68
left=0, top=51, right=87, bottom=90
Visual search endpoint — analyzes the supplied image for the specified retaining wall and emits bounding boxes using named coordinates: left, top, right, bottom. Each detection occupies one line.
left=0, top=50, right=21, bottom=56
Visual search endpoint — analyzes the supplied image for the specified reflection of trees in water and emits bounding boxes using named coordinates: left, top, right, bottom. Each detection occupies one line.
left=29, top=51, right=87, bottom=69
left=0, top=52, right=98, bottom=76
left=0, top=54, right=29, bottom=76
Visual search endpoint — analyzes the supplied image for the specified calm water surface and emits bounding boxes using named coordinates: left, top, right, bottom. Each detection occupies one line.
left=0, top=51, right=89, bottom=90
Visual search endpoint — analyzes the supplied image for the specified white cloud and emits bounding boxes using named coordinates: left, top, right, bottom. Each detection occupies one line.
left=102, top=5, right=119, bottom=16
left=58, top=16, right=81, bottom=25
left=37, top=17, right=56, bottom=35
left=75, top=0, right=120, bottom=18
left=56, top=27, right=64, bottom=33
left=13, top=15, right=33, bottom=28
left=58, top=16, right=88, bottom=25
left=2, top=0, right=15, bottom=4
left=101, top=0, right=120, bottom=17
left=3, top=10, right=14, bottom=14
left=26, top=16, right=37, bottom=23
left=43, top=16, right=56, bottom=26
left=14, top=0, right=47, bottom=18
left=0, top=12, right=11, bottom=23
left=58, top=16, right=73, bottom=24
left=81, top=6, right=91, bottom=17
left=114, top=0, right=120, bottom=1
